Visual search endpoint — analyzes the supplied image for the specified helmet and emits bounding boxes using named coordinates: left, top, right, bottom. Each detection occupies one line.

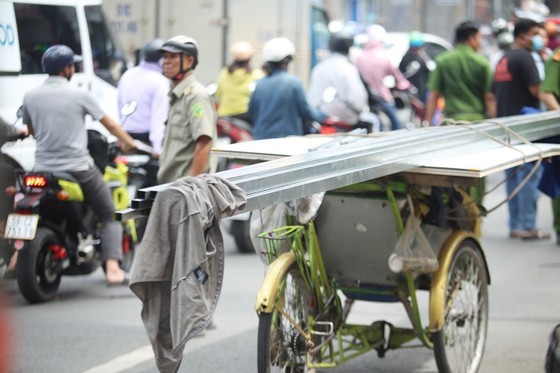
left=230, top=41, right=254, bottom=61
left=262, top=37, right=295, bottom=63
left=496, top=31, right=514, bottom=50
left=366, top=24, right=387, bottom=43
left=159, top=35, right=199, bottom=68
left=41, top=45, right=82, bottom=74
left=142, top=38, right=164, bottom=62
left=491, top=18, right=509, bottom=36
left=328, top=32, right=354, bottom=55
left=408, top=31, right=425, bottom=48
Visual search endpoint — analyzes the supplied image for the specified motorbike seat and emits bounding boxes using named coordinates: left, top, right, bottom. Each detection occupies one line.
left=51, top=171, right=80, bottom=184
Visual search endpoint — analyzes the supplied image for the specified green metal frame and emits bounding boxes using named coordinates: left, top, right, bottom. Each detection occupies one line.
left=259, top=180, right=439, bottom=369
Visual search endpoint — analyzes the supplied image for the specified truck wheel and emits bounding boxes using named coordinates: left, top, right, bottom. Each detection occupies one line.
left=231, top=220, right=255, bottom=254
left=16, top=227, right=62, bottom=303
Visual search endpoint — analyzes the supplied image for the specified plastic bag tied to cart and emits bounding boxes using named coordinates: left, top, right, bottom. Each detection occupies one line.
left=388, top=195, right=439, bottom=274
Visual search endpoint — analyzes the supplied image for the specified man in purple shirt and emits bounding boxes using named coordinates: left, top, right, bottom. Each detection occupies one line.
left=118, top=39, right=170, bottom=186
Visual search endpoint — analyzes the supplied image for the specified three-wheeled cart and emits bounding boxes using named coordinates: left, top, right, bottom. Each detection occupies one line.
left=211, top=126, right=560, bottom=373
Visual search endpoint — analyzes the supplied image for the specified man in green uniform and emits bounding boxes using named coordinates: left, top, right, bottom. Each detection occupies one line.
left=157, top=35, right=217, bottom=184
left=540, top=47, right=560, bottom=244
left=424, top=20, right=496, bottom=124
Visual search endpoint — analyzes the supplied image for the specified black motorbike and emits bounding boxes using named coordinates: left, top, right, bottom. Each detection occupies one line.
left=4, top=131, right=137, bottom=303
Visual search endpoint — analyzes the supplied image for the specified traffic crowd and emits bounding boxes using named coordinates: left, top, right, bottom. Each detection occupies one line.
left=1, top=10, right=560, bottom=373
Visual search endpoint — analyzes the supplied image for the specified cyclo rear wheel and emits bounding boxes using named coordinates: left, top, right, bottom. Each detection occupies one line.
left=257, top=263, right=317, bottom=373
left=432, top=239, right=489, bottom=373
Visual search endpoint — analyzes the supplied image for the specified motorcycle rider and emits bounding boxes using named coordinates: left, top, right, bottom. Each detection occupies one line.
left=356, top=25, right=413, bottom=131
left=117, top=38, right=169, bottom=187
left=21, top=45, right=139, bottom=285
left=215, top=41, right=264, bottom=123
left=249, top=37, right=327, bottom=139
left=308, top=31, right=372, bottom=131
left=399, top=31, right=434, bottom=104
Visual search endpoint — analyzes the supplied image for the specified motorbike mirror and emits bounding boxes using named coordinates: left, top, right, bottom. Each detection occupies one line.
left=382, top=75, right=396, bottom=89
left=206, top=83, right=218, bottom=96
left=121, top=101, right=138, bottom=117
left=405, top=61, right=421, bottom=76
left=426, top=60, right=437, bottom=72
left=322, top=86, right=337, bottom=104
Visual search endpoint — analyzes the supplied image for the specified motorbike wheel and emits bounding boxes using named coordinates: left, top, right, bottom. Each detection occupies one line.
left=432, top=239, right=489, bottom=373
left=231, top=220, right=255, bottom=254
left=16, top=227, right=62, bottom=303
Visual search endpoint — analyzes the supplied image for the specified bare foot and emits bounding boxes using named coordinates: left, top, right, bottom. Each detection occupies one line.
left=105, top=258, right=126, bottom=285
left=7, top=251, right=18, bottom=272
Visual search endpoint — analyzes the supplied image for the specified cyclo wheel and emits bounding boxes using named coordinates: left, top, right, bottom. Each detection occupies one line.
left=257, top=263, right=317, bottom=373
left=432, top=238, right=489, bottom=373
left=16, top=227, right=62, bottom=303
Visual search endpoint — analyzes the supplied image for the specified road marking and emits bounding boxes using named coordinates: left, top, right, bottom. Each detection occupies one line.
left=82, top=321, right=255, bottom=373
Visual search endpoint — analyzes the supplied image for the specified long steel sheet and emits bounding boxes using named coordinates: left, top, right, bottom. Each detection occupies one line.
left=117, top=112, right=560, bottom=221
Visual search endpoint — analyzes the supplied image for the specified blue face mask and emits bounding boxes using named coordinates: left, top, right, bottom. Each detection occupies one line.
left=532, top=35, right=544, bottom=51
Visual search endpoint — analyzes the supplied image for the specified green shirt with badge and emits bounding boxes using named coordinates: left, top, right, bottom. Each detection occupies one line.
left=157, top=74, right=217, bottom=183
left=541, top=48, right=560, bottom=101
left=427, top=44, right=493, bottom=121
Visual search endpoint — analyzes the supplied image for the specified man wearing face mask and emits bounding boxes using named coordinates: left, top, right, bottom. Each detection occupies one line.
left=492, top=18, right=551, bottom=240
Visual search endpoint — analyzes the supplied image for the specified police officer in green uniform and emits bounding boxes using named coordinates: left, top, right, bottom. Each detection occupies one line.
left=157, top=35, right=217, bottom=184
left=424, top=20, right=496, bottom=124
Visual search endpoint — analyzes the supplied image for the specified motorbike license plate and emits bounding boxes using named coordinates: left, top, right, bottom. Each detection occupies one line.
left=4, top=214, right=39, bottom=240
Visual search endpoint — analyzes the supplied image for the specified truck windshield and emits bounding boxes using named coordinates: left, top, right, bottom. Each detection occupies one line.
left=14, top=4, right=81, bottom=74
left=85, top=5, right=127, bottom=87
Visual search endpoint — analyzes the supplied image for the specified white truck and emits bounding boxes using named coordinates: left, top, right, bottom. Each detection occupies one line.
left=102, top=0, right=330, bottom=85
left=0, top=0, right=128, bottom=170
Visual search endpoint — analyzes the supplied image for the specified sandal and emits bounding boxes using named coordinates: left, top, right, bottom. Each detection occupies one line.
left=521, top=230, right=551, bottom=240
left=510, top=229, right=551, bottom=240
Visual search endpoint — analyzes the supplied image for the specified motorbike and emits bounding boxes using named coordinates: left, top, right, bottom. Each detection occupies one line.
left=3, top=130, right=140, bottom=303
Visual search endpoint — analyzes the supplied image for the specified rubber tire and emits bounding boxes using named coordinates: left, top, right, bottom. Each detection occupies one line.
left=432, top=239, right=489, bottom=373
left=545, top=324, right=560, bottom=373
left=231, top=219, right=255, bottom=254
left=257, top=264, right=315, bottom=373
left=16, top=227, right=62, bottom=303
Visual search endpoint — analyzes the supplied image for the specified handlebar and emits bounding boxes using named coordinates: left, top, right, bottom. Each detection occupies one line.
left=133, top=140, right=154, bottom=156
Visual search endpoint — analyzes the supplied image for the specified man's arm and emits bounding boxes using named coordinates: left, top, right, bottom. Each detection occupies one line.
left=540, top=91, right=560, bottom=111
left=99, top=115, right=137, bottom=152
left=424, top=90, right=441, bottom=125
left=189, top=135, right=212, bottom=176
left=484, top=92, right=497, bottom=118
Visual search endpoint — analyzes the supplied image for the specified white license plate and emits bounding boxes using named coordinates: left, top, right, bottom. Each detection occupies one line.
left=4, top=214, right=39, bottom=240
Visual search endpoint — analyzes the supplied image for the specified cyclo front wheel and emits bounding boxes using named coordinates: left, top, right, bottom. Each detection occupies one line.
left=432, top=238, right=489, bottom=373
left=257, top=263, right=317, bottom=373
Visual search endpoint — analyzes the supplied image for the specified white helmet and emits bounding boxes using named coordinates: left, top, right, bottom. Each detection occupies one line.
left=230, top=41, right=254, bottom=61
left=367, top=24, right=387, bottom=43
left=262, top=37, right=295, bottom=63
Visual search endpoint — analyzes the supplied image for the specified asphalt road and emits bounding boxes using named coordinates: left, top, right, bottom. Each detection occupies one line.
left=1, top=173, right=560, bottom=373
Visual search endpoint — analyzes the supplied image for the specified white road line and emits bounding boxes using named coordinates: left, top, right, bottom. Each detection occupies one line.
left=81, top=322, right=255, bottom=373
